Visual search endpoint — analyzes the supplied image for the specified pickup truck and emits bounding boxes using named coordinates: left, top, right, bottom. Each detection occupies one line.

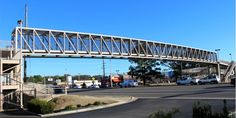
left=176, top=77, right=199, bottom=85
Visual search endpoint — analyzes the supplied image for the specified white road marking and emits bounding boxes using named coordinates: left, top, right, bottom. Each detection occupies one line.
left=138, top=96, right=236, bottom=100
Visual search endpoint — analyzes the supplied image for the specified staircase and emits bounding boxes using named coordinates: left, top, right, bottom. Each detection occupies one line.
left=223, top=61, right=236, bottom=82
left=0, top=44, right=23, bottom=111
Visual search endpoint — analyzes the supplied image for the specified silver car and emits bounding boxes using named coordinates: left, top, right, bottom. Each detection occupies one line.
left=176, top=77, right=199, bottom=85
left=198, top=75, right=220, bottom=84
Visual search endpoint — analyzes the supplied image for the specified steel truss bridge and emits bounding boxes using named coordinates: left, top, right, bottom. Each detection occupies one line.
left=1, top=26, right=234, bottom=111
left=12, top=27, right=217, bottom=63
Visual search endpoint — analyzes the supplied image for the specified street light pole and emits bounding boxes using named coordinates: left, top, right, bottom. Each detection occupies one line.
left=110, top=59, right=113, bottom=88
left=215, top=49, right=221, bottom=80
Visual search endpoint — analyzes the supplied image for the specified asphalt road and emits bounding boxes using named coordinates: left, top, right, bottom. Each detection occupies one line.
left=57, top=84, right=235, bottom=118
left=0, top=84, right=235, bottom=118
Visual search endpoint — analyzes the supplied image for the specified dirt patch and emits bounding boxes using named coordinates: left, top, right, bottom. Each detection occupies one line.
left=48, top=95, right=117, bottom=111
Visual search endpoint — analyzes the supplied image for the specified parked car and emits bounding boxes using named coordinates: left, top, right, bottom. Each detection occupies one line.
left=88, top=84, right=100, bottom=88
left=52, top=86, right=64, bottom=94
left=120, top=80, right=138, bottom=87
left=73, top=84, right=82, bottom=88
left=198, top=75, right=220, bottom=84
left=176, top=77, right=199, bottom=85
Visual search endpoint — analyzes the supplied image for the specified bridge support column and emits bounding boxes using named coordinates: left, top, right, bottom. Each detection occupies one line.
left=23, top=58, right=27, bottom=83
left=217, top=62, right=221, bottom=81
left=180, top=62, right=183, bottom=78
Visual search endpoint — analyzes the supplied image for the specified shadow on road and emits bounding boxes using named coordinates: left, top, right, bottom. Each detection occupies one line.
left=160, top=90, right=223, bottom=99
left=204, top=85, right=235, bottom=90
left=0, top=110, right=38, bottom=118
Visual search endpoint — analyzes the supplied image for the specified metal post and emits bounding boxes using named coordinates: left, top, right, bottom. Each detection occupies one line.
left=23, top=58, right=27, bottom=82
left=17, top=20, right=24, bottom=109
left=110, top=59, right=113, bottom=88
left=65, top=74, right=67, bottom=95
left=78, top=73, right=80, bottom=80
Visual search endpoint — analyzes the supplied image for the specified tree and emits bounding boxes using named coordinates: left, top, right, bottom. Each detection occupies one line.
left=27, top=75, right=44, bottom=83
left=128, top=59, right=162, bottom=85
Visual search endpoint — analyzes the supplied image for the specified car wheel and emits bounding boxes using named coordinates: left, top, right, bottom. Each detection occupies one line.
left=190, top=82, right=194, bottom=85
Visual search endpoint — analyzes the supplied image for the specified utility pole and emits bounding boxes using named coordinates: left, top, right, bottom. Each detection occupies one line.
left=78, top=73, right=80, bottom=80
left=23, top=3, right=28, bottom=83
left=102, top=59, right=105, bottom=80
left=110, top=59, right=113, bottom=88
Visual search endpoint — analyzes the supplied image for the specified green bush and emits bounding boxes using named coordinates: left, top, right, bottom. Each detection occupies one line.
left=192, top=100, right=230, bottom=118
left=27, top=99, right=55, bottom=114
left=149, top=108, right=179, bottom=118
left=64, top=105, right=77, bottom=110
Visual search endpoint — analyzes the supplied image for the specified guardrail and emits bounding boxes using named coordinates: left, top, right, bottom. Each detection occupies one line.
left=0, top=73, right=21, bottom=86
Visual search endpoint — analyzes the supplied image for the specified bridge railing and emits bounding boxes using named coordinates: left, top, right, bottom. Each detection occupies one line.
left=0, top=73, right=21, bottom=86
left=0, top=40, right=14, bottom=59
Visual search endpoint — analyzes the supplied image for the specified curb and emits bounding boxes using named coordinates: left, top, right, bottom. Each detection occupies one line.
left=38, top=96, right=137, bottom=117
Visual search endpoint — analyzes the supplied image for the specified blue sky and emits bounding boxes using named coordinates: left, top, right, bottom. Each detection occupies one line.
left=0, top=0, right=235, bottom=76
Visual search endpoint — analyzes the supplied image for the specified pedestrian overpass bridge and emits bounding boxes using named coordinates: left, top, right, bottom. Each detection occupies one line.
left=0, top=27, right=235, bottom=111
left=12, top=27, right=217, bottom=63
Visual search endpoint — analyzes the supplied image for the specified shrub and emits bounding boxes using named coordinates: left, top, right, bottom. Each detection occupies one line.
left=192, top=101, right=212, bottom=118
left=192, top=100, right=230, bottom=118
left=85, top=103, right=92, bottom=107
left=27, top=99, right=55, bottom=114
left=93, top=101, right=102, bottom=106
left=149, top=108, right=179, bottom=118
left=64, top=105, right=77, bottom=110
left=77, top=104, right=82, bottom=108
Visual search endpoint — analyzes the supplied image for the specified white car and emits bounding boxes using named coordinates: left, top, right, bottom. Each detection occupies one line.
left=88, top=84, right=100, bottom=88
left=73, top=84, right=82, bottom=88
left=198, top=75, right=220, bottom=84
left=176, top=77, right=199, bottom=85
